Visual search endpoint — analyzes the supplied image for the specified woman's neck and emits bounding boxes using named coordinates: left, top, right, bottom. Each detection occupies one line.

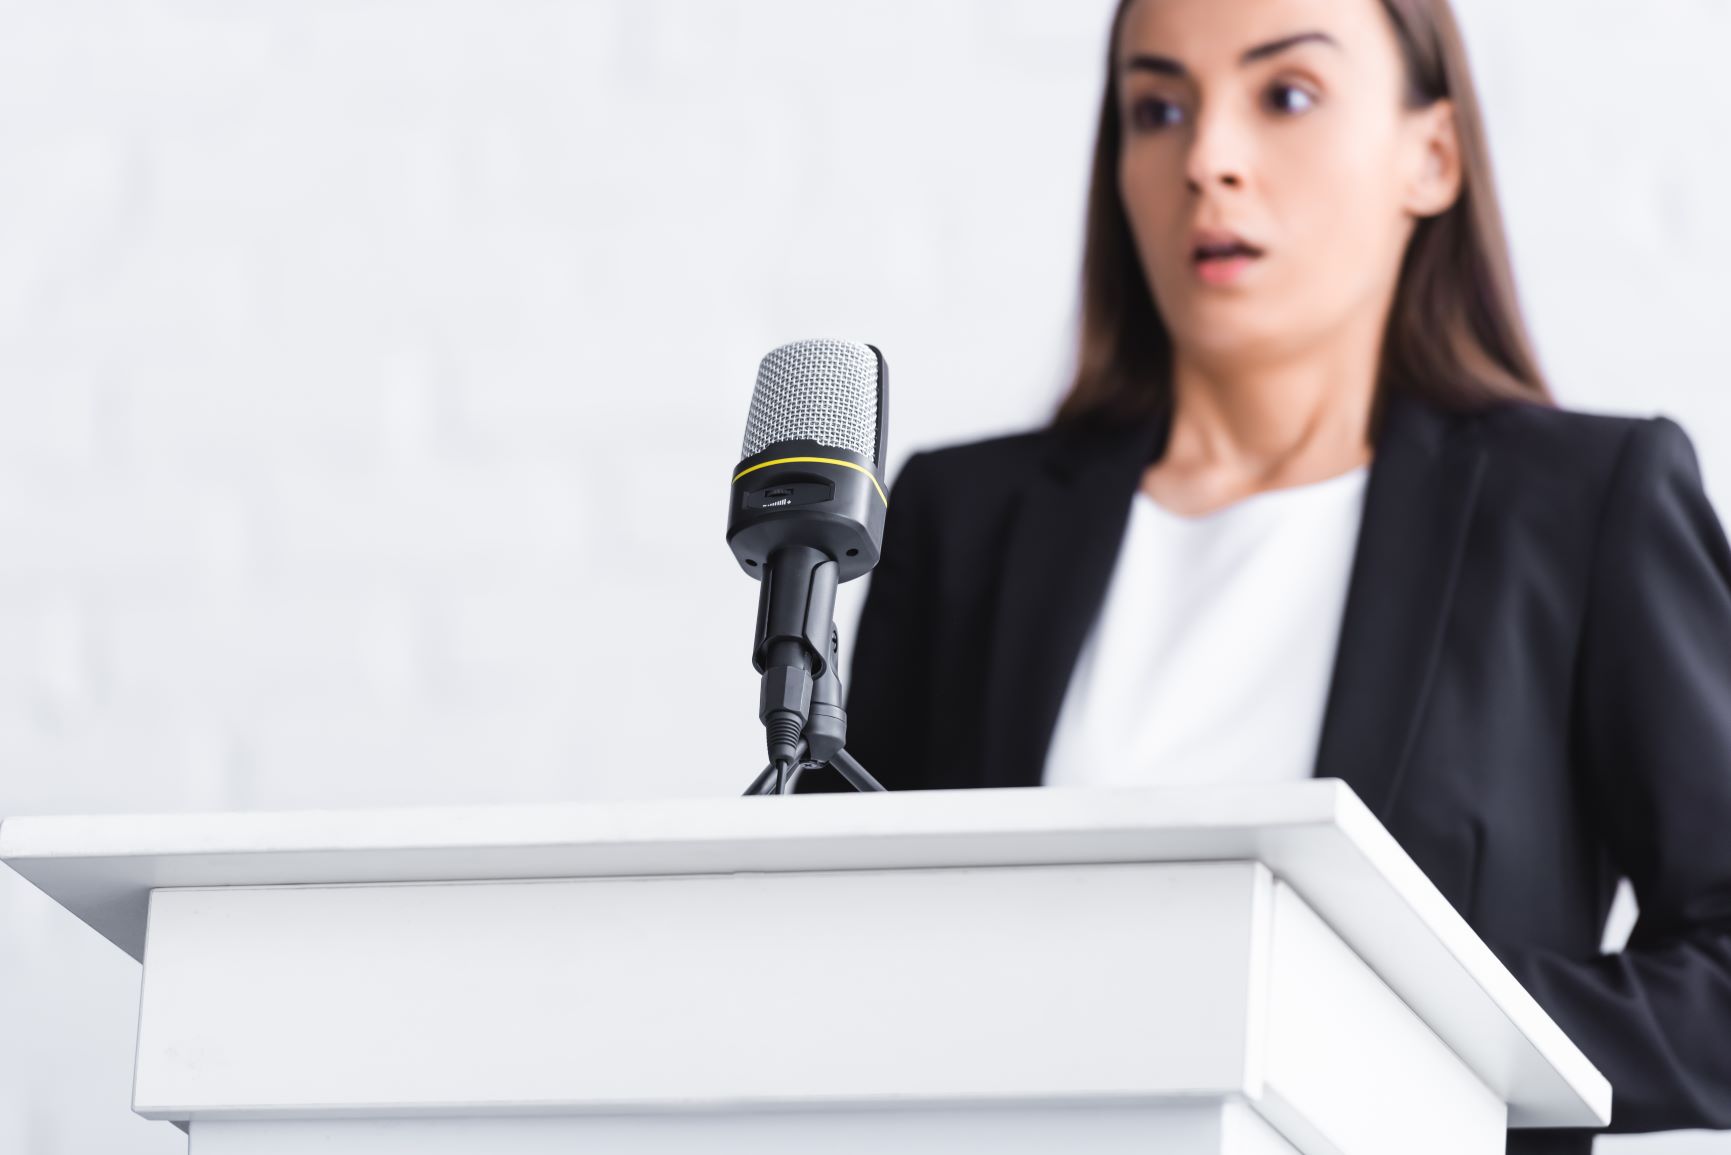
left=1142, top=350, right=1377, bottom=517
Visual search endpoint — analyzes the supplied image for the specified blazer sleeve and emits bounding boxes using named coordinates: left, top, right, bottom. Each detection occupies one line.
left=793, top=450, right=937, bottom=793
left=1489, top=416, right=1731, bottom=1133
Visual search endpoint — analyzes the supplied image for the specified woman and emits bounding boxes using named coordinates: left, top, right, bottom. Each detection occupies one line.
left=798, top=0, right=1731, bottom=1148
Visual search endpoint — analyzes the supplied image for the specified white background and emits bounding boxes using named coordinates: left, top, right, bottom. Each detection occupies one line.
left=1, top=1, right=1727, bottom=1150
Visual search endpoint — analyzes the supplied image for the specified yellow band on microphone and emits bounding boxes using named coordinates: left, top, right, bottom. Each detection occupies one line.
left=732, top=456, right=888, bottom=507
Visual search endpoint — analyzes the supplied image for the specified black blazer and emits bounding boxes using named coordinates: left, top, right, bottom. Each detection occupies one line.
left=798, top=389, right=1731, bottom=1151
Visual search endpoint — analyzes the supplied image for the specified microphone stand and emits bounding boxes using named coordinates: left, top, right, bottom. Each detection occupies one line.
left=740, top=748, right=884, bottom=796
left=741, top=622, right=886, bottom=796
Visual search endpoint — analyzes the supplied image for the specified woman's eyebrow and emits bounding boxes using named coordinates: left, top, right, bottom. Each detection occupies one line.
left=1123, top=31, right=1340, bottom=78
left=1242, top=30, right=1339, bottom=64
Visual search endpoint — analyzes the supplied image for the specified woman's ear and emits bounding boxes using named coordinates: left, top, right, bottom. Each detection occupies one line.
left=1405, top=99, right=1463, bottom=218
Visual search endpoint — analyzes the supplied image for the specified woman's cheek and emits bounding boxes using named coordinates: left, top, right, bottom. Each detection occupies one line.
left=1122, top=178, right=1184, bottom=292
left=1289, top=165, right=1384, bottom=291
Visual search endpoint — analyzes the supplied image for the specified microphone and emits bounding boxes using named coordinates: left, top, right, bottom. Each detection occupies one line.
left=727, top=339, right=890, bottom=787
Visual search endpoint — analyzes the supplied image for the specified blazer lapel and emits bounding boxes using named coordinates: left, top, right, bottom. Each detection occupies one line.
left=1311, top=392, right=1487, bottom=822
left=978, top=407, right=1173, bottom=790
left=976, top=389, right=1486, bottom=819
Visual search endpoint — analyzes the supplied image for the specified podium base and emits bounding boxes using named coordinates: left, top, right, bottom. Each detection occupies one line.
left=189, top=1101, right=1301, bottom=1155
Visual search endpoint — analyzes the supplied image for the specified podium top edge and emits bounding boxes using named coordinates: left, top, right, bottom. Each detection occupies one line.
left=0, top=779, right=1359, bottom=863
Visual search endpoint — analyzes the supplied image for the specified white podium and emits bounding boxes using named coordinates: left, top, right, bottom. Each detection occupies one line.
left=0, top=780, right=1609, bottom=1154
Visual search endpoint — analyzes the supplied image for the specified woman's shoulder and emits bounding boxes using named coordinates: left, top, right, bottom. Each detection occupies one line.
left=875, top=424, right=1084, bottom=556
left=900, top=424, right=1057, bottom=476
left=1476, top=396, right=1667, bottom=453
left=886, top=423, right=1061, bottom=511
left=1471, top=397, right=1701, bottom=499
left=896, top=410, right=1158, bottom=488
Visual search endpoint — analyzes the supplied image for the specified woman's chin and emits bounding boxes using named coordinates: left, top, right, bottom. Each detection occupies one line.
left=1167, top=315, right=1297, bottom=364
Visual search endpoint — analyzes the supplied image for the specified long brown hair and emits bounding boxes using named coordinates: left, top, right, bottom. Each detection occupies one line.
left=1054, top=0, right=1552, bottom=431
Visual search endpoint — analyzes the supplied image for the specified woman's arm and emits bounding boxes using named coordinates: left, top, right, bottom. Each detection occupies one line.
left=1492, top=416, right=1731, bottom=1133
left=793, top=451, right=937, bottom=793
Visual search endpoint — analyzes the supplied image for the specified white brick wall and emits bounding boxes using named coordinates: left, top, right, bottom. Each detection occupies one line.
left=0, top=1, right=1726, bottom=1150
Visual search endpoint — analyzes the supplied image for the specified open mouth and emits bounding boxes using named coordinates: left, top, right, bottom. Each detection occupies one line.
left=1189, top=231, right=1266, bottom=285
left=1192, top=240, right=1265, bottom=265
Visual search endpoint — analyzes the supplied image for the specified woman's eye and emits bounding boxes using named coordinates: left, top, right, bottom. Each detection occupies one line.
left=1266, top=83, right=1317, bottom=115
left=1128, top=96, right=1185, bottom=132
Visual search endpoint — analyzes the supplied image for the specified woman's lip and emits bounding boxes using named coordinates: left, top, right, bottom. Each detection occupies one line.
left=1191, top=230, right=1263, bottom=257
left=1193, top=252, right=1262, bottom=287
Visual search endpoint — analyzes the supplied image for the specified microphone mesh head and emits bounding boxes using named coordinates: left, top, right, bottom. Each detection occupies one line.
left=741, top=338, right=880, bottom=463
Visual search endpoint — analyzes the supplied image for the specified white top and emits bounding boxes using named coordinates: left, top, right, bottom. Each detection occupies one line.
left=1042, top=465, right=1369, bottom=790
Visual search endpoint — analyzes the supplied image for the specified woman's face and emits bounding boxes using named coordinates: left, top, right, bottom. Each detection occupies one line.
left=1116, top=0, right=1459, bottom=366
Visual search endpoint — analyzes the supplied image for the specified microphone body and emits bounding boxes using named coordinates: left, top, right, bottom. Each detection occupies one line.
left=726, top=339, right=890, bottom=778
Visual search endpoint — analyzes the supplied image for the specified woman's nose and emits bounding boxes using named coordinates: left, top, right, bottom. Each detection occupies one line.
left=1184, top=108, right=1248, bottom=192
